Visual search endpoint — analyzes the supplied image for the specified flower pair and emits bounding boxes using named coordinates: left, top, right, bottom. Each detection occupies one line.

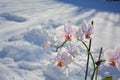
left=55, top=20, right=93, bottom=45
left=64, top=20, right=93, bottom=41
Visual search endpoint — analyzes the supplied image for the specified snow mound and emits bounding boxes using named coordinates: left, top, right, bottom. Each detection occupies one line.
left=18, top=61, right=42, bottom=71
left=23, top=28, right=49, bottom=46
left=43, top=64, right=67, bottom=80
left=0, top=63, right=45, bottom=80
left=0, top=57, right=18, bottom=68
left=8, top=34, right=23, bottom=42
left=0, top=64, right=22, bottom=80
left=40, top=19, right=61, bottom=28
left=0, top=44, right=50, bottom=62
left=0, top=12, right=27, bottom=22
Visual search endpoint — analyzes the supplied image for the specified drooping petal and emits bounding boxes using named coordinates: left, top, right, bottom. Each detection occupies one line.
left=64, top=56, right=73, bottom=66
left=61, top=52, right=73, bottom=66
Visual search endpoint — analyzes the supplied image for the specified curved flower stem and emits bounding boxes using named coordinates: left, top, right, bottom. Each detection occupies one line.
left=91, top=66, right=98, bottom=80
left=78, top=38, right=95, bottom=80
left=56, top=40, right=67, bottom=52
left=85, top=39, right=91, bottom=80
left=91, top=47, right=103, bottom=80
left=78, top=39, right=95, bottom=70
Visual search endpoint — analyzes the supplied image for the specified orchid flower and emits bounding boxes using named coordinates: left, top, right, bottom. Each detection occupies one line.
left=52, top=48, right=73, bottom=68
left=104, top=47, right=120, bottom=71
left=54, top=21, right=78, bottom=46
left=64, top=21, right=74, bottom=41
left=76, top=20, right=93, bottom=41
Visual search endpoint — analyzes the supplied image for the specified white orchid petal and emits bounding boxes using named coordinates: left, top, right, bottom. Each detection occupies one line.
left=64, top=56, right=73, bottom=66
left=88, top=24, right=93, bottom=33
left=104, top=60, right=111, bottom=66
left=116, top=62, right=120, bottom=72
left=104, top=49, right=113, bottom=60
left=64, top=21, right=72, bottom=34
left=114, top=47, right=120, bottom=59
left=81, top=21, right=88, bottom=33
left=61, top=52, right=68, bottom=59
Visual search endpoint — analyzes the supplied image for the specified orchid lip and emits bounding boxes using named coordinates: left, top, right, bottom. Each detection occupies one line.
left=109, top=60, right=116, bottom=67
left=65, top=34, right=72, bottom=41
left=57, top=61, right=64, bottom=67
left=85, top=33, right=91, bottom=39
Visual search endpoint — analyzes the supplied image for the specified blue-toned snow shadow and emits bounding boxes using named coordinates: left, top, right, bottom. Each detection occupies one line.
left=0, top=12, right=27, bottom=22
left=56, top=0, right=120, bottom=13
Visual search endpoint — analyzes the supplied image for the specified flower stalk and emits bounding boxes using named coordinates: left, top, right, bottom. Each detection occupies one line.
left=56, top=40, right=67, bottom=52
left=91, top=47, right=103, bottom=80
left=95, top=47, right=103, bottom=80
left=85, top=39, right=92, bottom=80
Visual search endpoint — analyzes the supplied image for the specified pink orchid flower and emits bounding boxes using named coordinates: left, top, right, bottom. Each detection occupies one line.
left=76, top=20, right=93, bottom=41
left=54, top=21, right=78, bottom=46
left=104, top=47, right=120, bottom=71
left=53, top=48, right=73, bottom=68
left=64, top=21, right=75, bottom=41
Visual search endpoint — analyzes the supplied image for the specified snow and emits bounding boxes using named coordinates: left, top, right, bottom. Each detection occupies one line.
left=0, top=12, right=27, bottom=22
left=0, top=0, right=120, bottom=80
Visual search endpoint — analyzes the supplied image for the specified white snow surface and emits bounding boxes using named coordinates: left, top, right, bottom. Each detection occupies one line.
left=0, top=0, right=120, bottom=80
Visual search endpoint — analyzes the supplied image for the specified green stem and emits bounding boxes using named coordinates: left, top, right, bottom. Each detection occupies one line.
left=78, top=39, right=95, bottom=70
left=78, top=38, right=95, bottom=80
left=91, top=47, right=103, bottom=80
left=56, top=40, right=67, bottom=52
left=94, top=47, right=103, bottom=80
left=85, top=51, right=90, bottom=80
left=91, top=66, right=98, bottom=80
left=85, top=39, right=92, bottom=80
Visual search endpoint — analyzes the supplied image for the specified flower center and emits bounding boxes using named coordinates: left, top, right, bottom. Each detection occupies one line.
left=85, top=33, right=91, bottom=39
left=57, top=61, right=64, bottom=67
left=109, top=60, right=115, bottom=67
left=65, top=34, right=72, bottom=41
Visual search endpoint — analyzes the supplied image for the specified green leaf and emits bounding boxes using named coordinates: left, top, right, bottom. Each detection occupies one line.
left=101, top=76, right=113, bottom=80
